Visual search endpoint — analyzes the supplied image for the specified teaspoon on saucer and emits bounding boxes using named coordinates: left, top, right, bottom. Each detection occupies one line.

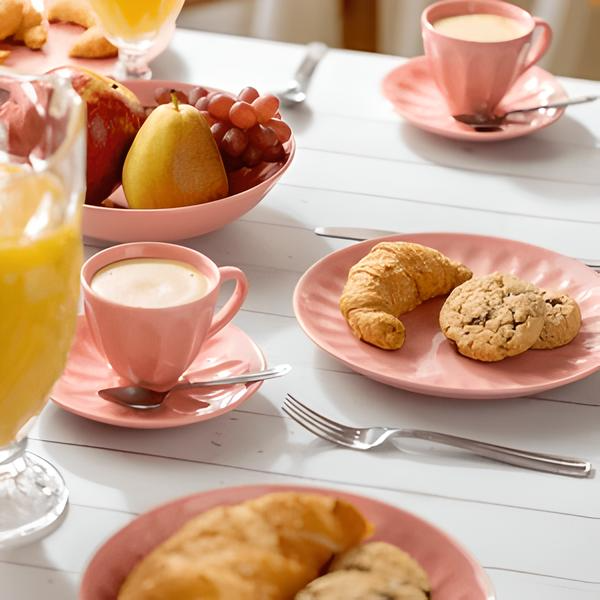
left=98, top=364, right=291, bottom=410
left=453, top=94, right=598, bottom=128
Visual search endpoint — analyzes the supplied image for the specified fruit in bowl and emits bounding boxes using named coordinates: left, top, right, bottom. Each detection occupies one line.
left=48, top=66, right=145, bottom=206
left=123, top=94, right=228, bottom=209
left=82, top=79, right=295, bottom=242
left=152, top=85, right=292, bottom=174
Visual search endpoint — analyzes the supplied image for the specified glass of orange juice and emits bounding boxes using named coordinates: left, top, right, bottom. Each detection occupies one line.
left=0, top=72, right=85, bottom=547
left=87, top=0, right=185, bottom=79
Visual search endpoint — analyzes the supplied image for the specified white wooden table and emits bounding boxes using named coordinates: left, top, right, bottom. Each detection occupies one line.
left=2, top=30, right=600, bottom=599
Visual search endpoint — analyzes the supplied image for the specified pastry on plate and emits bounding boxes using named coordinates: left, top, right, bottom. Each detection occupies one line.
left=68, top=25, right=117, bottom=58
left=47, top=0, right=96, bottom=27
left=295, top=570, right=427, bottom=600
left=0, top=0, right=48, bottom=50
left=439, top=272, right=546, bottom=362
left=330, top=541, right=430, bottom=595
left=47, top=0, right=117, bottom=58
left=532, top=291, right=581, bottom=349
left=118, top=492, right=372, bottom=600
left=340, top=241, right=472, bottom=350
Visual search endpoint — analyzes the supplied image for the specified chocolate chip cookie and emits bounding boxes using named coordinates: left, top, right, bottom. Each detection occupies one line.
left=439, top=273, right=546, bottom=362
left=330, top=542, right=430, bottom=595
left=532, top=291, right=581, bottom=349
left=295, top=570, right=427, bottom=600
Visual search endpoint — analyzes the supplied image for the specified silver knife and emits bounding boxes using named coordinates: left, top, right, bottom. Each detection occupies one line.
left=314, top=227, right=600, bottom=272
left=314, top=226, right=396, bottom=241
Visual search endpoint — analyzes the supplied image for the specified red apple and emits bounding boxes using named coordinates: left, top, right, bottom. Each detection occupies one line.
left=0, top=94, right=44, bottom=158
left=48, top=66, right=145, bottom=205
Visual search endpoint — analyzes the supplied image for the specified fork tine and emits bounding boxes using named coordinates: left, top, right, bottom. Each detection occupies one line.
left=285, top=393, right=351, bottom=433
left=281, top=405, right=353, bottom=448
left=282, top=400, right=348, bottom=442
left=282, top=401, right=354, bottom=445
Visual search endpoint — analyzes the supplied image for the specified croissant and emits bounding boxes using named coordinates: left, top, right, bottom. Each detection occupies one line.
left=118, top=492, right=373, bottom=600
left=47, top=0, right=118, bottom=58
left=340, top=242, right=472, bottom=349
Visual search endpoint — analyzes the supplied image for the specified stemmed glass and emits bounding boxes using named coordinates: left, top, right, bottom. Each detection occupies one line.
left=0, top=72, right=85, bottom=548
left=87, top=0, right=185, bottom=79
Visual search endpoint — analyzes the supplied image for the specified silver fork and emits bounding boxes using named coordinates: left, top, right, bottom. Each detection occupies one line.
left=282, top=394, right=592, bottom=478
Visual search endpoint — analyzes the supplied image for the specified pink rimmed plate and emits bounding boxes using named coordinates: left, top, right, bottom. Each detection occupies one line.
left=80, top=484, right=495, bottom=600
left=0, top=22, right=173, bottom=76
left=82, top=80, right=295, bottom=242
left=51, top=315, right=266, bottom=428
left=382, top=56, right=567, bottom=142
left=293, top=233, right=600, bottom=399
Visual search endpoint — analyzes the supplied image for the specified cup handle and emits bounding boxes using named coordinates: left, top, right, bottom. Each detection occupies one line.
left=521, top=17, right=552, bottom=74
left=207, top=266, right=249, bottom=338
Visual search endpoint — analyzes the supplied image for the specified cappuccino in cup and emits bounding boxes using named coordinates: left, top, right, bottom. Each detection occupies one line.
left=433, top=13, right=528, bottom=42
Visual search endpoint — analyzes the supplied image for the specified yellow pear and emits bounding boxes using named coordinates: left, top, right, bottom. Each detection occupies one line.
left=123, top=96, right=228, bottom=209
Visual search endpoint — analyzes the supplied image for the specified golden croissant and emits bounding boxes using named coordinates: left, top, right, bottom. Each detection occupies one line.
left=340, top=242, right=472, bottom=350
left=118, top=492, right=372, bottom=600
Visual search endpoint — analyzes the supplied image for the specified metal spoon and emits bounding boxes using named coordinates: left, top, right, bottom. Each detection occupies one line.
left=276, top=42, right=328, bottom=107
left=453, top=95, right=598, bottom=128
left=98, top=364, right=292, bottom=410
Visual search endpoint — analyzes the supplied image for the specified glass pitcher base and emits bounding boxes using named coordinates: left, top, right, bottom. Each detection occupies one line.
left=0, top=451, right=68, bottom=549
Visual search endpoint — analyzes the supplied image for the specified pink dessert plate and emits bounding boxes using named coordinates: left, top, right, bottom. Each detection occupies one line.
left=382, top=56, right=567, bottom=142
left=50, top=315, right=266, bottom=428
left=0, top=22, right=173, bottom=76
left=83, top=80, right=295, bottom=242
left=293, top=232, right=600, bottom=400
left=80, top=483, right=495, bottom=600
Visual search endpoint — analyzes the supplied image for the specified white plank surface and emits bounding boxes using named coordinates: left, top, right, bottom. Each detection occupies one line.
left=3, top=30, right=600, bottom=599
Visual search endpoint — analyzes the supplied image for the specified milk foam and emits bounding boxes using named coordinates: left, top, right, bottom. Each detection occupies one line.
left=91, top=258, right=209, bottom=308
left=433, top=13, right=528, bottom=42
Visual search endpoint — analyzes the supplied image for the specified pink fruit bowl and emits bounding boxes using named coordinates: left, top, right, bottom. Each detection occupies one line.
left=82, top=80, right=295, bottom=243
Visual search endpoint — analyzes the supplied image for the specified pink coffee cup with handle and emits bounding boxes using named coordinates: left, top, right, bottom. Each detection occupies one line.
left=81, top=242, right=248, bottom=391
left=421, top=0, right=552, bottom=117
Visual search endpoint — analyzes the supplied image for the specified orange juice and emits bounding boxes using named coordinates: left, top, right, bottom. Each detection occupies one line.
left=0, top=166, right=82, bottom=446
left=88, top=0, right=184, bottom=40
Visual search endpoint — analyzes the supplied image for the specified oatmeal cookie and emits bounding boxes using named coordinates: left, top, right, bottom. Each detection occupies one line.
left=295, top=570, right=427, bottom=600
left=532, top=291, right=581, bottom=349
left=439, top=272, right=546, bottom=362
left=330, top=542, right=430, bottom=595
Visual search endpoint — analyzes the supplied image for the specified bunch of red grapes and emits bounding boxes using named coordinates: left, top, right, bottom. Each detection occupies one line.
left=154, top=86, right=292, bottom=171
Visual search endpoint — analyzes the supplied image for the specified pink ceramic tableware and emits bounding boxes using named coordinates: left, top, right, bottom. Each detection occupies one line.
left=80, top=484, right=495, bottom=600
left=82, top=80, right=295, bottom=242
left=51, top=315, right=265, bottom=428
left=294, top=233, right=600, bottom=400
left=0, top=22, right=173, bottom=76
left=382, top=56, right=567, bottom=141
left=81, top=242, right=248, bottom=391
left=422, top=0, right=552, bottom=117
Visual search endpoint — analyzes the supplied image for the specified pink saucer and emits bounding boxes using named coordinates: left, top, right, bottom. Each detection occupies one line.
left=51, top=315, right=265, bottom=428
left=80, top=484, right=495, bottom=600
left=83, top=80, right=295, bottom=242
left=382, top=56, right=567, bottom=142
left=0, top=22, right=172, bottom=76
left=293, top=233, right=600, bottom=400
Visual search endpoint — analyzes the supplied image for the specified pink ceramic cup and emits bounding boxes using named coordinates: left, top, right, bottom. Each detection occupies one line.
left=81, top=242, right=248, bottom=391
left=421, top=0, right=552, bottom=116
